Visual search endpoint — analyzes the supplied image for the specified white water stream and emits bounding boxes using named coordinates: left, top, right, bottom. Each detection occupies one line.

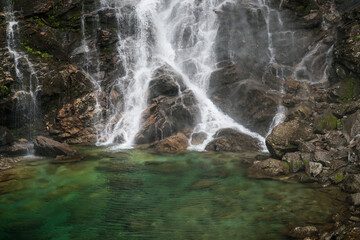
left=5, top=0, right=39, bottom=133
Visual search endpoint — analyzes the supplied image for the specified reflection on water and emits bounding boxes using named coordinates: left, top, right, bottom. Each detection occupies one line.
left=0, top=148, right=346, bottom=240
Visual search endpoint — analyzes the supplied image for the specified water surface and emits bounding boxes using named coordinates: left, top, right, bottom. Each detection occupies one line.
left=0, top=148, right=346, bottom=239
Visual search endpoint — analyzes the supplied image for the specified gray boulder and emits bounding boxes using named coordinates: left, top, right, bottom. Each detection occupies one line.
left=34, top=136, right=77, bottom=157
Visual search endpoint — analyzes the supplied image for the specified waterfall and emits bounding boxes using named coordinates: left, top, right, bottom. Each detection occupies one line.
left=76, top=0, right=336, bottom=151
left=5, top=0, right=40, bottom=136
left=86, top=0, right=266, bottom=151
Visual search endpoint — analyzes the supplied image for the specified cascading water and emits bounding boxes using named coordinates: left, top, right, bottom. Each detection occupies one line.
left=77, top=0, right=336, bottom=151
left=89, top=0, right=267, bottom=150
left=5, top=0, right=40, bottom=137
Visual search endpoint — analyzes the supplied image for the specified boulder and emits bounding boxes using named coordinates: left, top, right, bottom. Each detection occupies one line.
left=205, top=128, right=261, bottom=152
left=150, top=132, right=189, bottom=152
left=342, top=111, right=360, bottom=142
left=135, top=65, right=199, bottom=145
left=246, top=158, right=290, bottom=179
left=282, top=152, right=304, bottom=173
left=342, top=174, right=360, bottom=193
left=350, top=193, right=360, bottom=206
left=325, top=131, right=347, bottom=148
left=148, top=64, right=185, bottom=101
left=33, top=136, right=77, bottom=157
left=314, top=151, right=333, bottom=167
left=0, top=126, right=14, bottom=146
left=266, top=120, right=314, bottom=158
left=289, top=226, right=318, bottom=239
left=305, top=161, right=323, bottom=177
left=191, top=132, right=207, bottom=145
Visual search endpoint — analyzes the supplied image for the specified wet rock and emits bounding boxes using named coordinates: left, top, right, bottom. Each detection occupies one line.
left=209, top=62, right=250, bottom=89
left=282, top=152, right=304, bottom=173
left=210, top=79, right=280, bottom=135
left=266, top=120, right=314, bottom=158
left=191, top=132, right=207, bottom=145
left=205, top=128, right=261, bottom=152
left=0, top=126, right=13, bottom=146
left=342, top=174, right=360, bottom=193
left=148, top=64, right=185, bottom=100
left=150, top=132, right=189, bottom=152
left=0, top=144, right=31, bottom=156
left=135, top=65, right=199, bottom=145
left=33, top=136, right=77, bottom=157
left=289, top=226, right=318, bottom=239
left=246, top=158, right=290, bottom=179
left=284, top=77, right=300, bottom=93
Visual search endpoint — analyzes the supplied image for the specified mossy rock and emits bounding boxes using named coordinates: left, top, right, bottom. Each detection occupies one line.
left=338, top=78, right=360, bottom=103
left=316, top=114, right=341, bottom=132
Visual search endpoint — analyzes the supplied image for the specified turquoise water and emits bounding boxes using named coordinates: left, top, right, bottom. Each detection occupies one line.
left=0, top=148, right=346, bottom=240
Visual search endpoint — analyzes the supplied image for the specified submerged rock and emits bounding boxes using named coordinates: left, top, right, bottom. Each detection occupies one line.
left=205, top=128, right=261, bottom=152
left=246, top=158, right=290, bottom=179
left=33, top=136, right=77, bottom=157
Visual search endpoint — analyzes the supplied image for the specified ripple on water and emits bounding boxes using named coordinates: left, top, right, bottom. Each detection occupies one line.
left=0, top=149, right=347, bottom=240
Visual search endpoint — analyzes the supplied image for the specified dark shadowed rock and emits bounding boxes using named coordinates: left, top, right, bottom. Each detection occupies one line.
left=148, top=64, right=185, bottom=101
left=342, top=174, right=360, bottom=193
left=246, top=158, right=290, bottom=179
left=33, top=136, right=77, bottom=157
left=266, top=120, right=314, bottom=158
left=350, top=193, right=360, bottom=206
left=205, top=128, right=261, bottom=152
left=210, top=80, right=281, bottom=135
left=0, top=126, right=14, bottom=146
left=135, top=65, right=199, bottom=145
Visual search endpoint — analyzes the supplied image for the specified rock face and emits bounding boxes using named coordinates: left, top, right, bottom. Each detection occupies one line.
left=205, top=128, right=261, bottom=152
left=33, top=136, right=77, bottom=157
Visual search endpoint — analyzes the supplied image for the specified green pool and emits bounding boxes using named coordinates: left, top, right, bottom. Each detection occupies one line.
left=0, top=148, right=346, bottom=240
